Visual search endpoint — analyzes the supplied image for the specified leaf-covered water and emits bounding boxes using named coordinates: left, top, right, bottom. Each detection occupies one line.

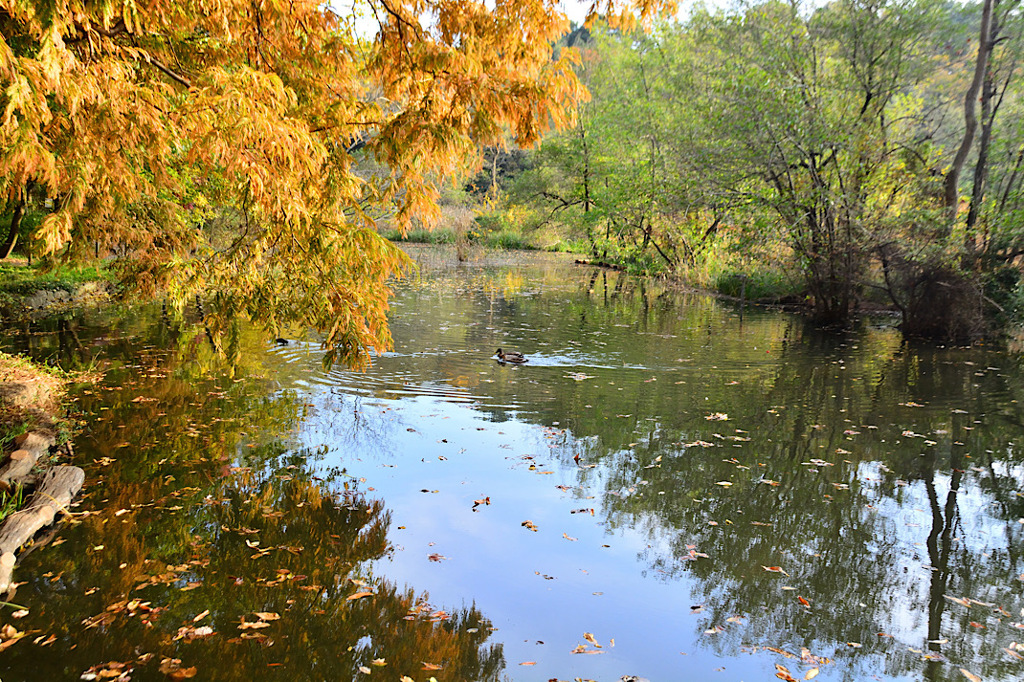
left=2, top=245, right=1023, bottom=681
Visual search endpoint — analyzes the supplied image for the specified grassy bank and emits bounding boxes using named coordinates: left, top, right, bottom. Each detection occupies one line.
left=0, top=351, right=69, bottom=450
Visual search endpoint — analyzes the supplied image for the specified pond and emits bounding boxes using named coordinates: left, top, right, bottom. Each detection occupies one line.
left=2, top=245, right=1023, bottom=682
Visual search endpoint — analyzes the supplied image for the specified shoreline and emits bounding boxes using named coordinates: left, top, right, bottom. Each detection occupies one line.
left=0, top=351, right=86, bottom=594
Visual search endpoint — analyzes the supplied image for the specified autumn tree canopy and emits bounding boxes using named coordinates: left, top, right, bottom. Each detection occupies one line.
left=0, top=0, right=664, bottom=366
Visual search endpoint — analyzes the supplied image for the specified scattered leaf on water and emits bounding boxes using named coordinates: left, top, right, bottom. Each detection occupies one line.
left=237, top=621, right=270, bottom=630
left=804, top=668, right=820, bottom=680
left=763, top=566, right=790, bottom=576
left=959, top=669, right=982, bottom=682
left=775, top=663, right=796, bottom=681
left=346, top=591, right=374, bottom=601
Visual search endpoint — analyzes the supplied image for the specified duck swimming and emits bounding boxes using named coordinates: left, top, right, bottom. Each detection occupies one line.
left=495, top=348, right=528, bottom=363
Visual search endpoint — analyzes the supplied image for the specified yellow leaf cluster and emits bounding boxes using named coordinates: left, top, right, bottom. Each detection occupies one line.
left=0, top=0, right=665, bottom=366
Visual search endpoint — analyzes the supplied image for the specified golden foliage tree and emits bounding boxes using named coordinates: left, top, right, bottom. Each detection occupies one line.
left=0, top=0, right=658, bottom=366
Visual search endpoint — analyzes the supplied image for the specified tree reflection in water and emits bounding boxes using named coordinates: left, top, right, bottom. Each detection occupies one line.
left=0, top=310, right=504, bottom=682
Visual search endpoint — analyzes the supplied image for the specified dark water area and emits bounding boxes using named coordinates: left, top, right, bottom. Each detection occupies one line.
left=2, top=245, right=1023, bottom=681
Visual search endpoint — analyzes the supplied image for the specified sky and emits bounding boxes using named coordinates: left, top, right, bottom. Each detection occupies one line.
left=329, top=0, right=738, bottom=37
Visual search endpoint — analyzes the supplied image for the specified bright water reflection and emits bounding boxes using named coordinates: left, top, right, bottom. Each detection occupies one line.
left=2, top=245, right=1024, bottom=682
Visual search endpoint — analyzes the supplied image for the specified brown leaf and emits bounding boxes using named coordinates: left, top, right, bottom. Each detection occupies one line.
left=237, top=621, right=270, bottom=630
left=346, top=591, right=374, bottom=601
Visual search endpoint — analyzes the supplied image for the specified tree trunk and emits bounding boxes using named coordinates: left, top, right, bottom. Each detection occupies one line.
left=0, top=190, right=27, bottom=259
left=943, top=0, right=994, bottom=223
left=966, top=0, right=1007, bottom=241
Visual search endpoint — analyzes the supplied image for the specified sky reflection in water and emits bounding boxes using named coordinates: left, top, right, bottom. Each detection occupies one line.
left=1, top=245, right=1022, bottom=681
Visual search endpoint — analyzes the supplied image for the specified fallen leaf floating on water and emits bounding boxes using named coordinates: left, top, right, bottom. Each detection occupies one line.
left=763, top=566, right=790, bottom=576
left=422, top=662, right=443, bottom=670
left=472, top=497, right=490, bottom=510
left=570, top=643, right=604, bottom=654
left=959, top=669, right=982, bottom=682
left=775, top=664, right=796, bottom=682
left=1003, top=647, right=1024, bottom=661
left=563, top=533, right=578, bottom=541
left=522, top=520, right=539, bottom=532
left=358, top=666, right=371, bottom=675
left=804, top=668, right=820, bottom=680
left=158, top=658, right=197, bottom=680
left=254, top=612, right=280, bottom=621
left=583, top=632, right=601, bottom=647
left=706, top=413, right=729, bottom=421
left=798, top=596, right=811, bottom=607
left=716, top=481, right=733, bottom=487
left=346, top=591, right=374, bottom=601
left=519, top=661, right=537, bottom=666
left=0, top=624, right=25, bottom=652
left=427, top=553, right=447, bottom=562
left=238, top=621, right=270, bottom=630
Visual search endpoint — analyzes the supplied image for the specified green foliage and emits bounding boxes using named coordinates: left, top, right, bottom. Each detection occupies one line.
left=713, top=269, right=801, bottom=301
left=502, top=0, right=1024, bottom=339
left=485, top=230, right=536, bottom=251
left=379, top=227, right=456, bottom=245
left=0, top=262, right=111, bottom=296
left=982, top=264, right=1024, bottom=326
left=0, top=485, right=24, bottom=525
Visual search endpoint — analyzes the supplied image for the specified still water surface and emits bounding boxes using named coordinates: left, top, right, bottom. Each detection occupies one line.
left=2, top=245, right=1023, bottom=682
